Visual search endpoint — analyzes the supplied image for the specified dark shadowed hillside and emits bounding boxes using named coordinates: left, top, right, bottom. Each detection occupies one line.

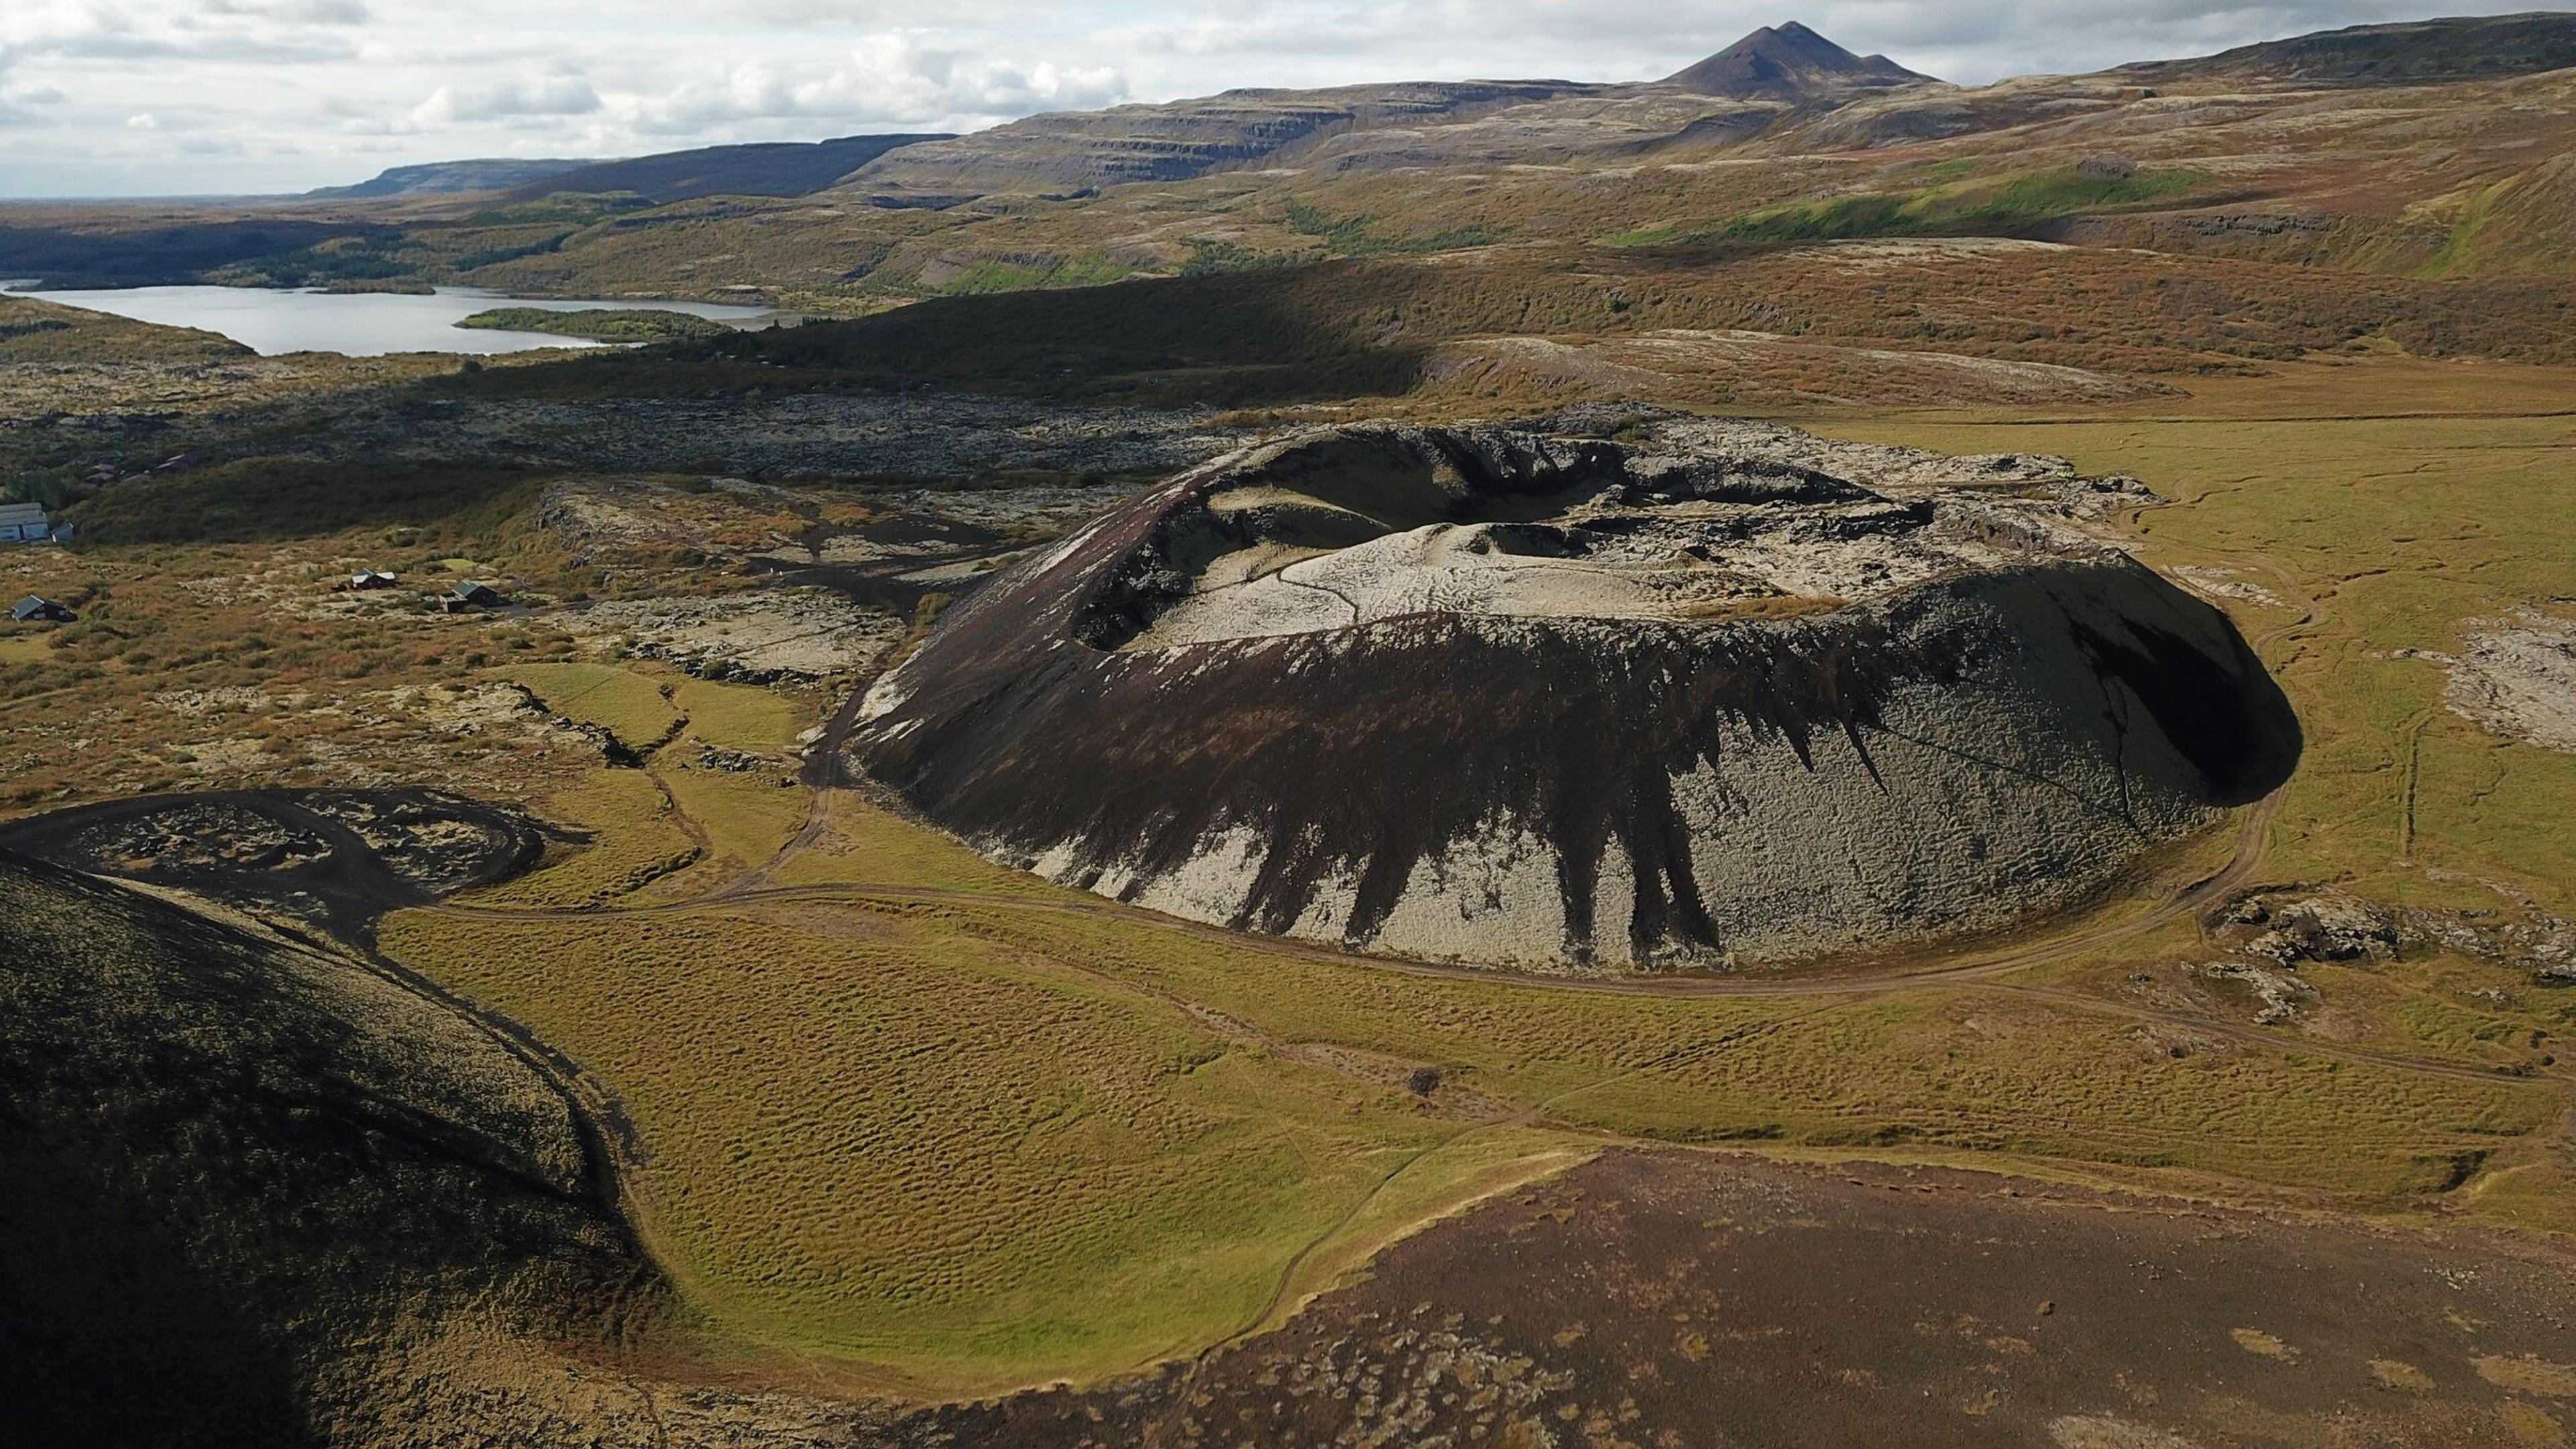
left=2116, top=9, right=2576, bottom=85
left=0, top=217, right=394, bottom=288
left=500, top=133, right=953, bottom=204
left=306, top=158, right=595, bottom=200
left=0, top=849, right=640, bottom=1446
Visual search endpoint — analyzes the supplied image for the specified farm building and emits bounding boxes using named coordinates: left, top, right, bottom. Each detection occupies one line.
left=350, top=569, right=400, bottom=590
left=0, top=502, right=54, bottom=543
left=440, top=582, right=505, bottom=612
left=11, top=596, right=76, bottom=623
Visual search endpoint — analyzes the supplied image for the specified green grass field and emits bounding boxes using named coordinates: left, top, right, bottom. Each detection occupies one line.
left=1605, top=165, right=2212, bottom=248
left=385, top=807, right=2560, bottom=1393
left=378, top=357, right=2576, bottom=1399
left=672, top=678, right=806, bottom=754
left=500, top=663, right=681, bottom=751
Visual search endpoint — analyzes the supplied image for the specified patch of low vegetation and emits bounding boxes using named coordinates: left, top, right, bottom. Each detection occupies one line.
left=1285, top=201, right=1501, bottom=257
left=384, top=899, right=1473, bottom=1391
left=1180, top=239, right=1305, bottom=275
left=934, top=252, right=1132, bottom=296
left=450, top=230, right=575, bottom=274
left=466, top=767, right=700, bottom=908
left=1610, top=166, right=2213, bottom=248
left=0, top=294, right=246, bottom=365
left=672, top=676, right=804, bottom=754
left=459, top=194, right=659, bottom=228
left=456, top=307, right=735, bottom=341
left=499, top=662, right=681, bottom=751
left=67, top=458, right=543, bottom=545
left=646, top=767, right=806, bottom=889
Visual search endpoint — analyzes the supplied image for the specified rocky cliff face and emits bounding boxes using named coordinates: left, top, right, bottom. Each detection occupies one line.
left=851, top=414, right=2300, bottom=974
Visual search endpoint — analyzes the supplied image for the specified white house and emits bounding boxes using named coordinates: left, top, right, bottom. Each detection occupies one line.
left=0, top=501, right=52, bottom=543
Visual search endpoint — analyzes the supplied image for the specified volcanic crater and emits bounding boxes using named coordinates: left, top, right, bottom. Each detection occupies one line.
left=851, top=413, right=2300, bottom=973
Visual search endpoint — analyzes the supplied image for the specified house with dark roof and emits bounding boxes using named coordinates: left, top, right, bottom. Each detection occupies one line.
left=439, top=582, right=505, bottom=612
left=11, top=596, right=75, bottom=623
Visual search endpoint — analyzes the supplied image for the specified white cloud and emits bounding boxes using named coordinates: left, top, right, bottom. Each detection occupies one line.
left=412, top=70, right=601, bottom=124
left=125, top=110, right=158, bottom=129
left=616, top=37, right=1126, bottom=136
left=205, top=0, right=375, bottom=23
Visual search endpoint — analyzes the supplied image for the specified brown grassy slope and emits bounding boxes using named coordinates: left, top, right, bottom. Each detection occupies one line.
left=539, top=239, right=2576, bottom=411
left=15, top=26, right=2576, bottom=306
left=595, top=62, right=2576, bottom=294
left=830, top=66, right=2576, bottom=283
left=0, top=294, right=248, bottom=364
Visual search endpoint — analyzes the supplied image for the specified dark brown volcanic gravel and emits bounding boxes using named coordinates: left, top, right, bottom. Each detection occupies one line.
left=920, top=1150, right=2576, bottom=1448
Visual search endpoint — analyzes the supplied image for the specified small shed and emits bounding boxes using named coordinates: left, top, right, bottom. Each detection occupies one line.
left=11, top=595, right=76, bottom=623
left=350, top=568, right=400, bottom=591
left=0, top=501, right=51, bottom=544
left=440, top=582, right=505, bottom=613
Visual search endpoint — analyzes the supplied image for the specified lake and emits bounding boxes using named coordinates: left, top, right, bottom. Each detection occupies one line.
left=0, top=283, right=772, bottom=358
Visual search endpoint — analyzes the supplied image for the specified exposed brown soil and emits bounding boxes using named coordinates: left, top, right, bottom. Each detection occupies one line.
left=922, top=1148, right=2576, bottom=1448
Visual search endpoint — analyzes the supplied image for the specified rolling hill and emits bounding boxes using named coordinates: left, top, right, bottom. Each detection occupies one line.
left=2116, top=8, right=2576, bottom=85
left=0, top=845, right=641, bottom=1444
left=306, top=156, right=596, bottom=199
left=11, top=15, right=2576, bottom=315
left=497, top=132, right=953, bottom=205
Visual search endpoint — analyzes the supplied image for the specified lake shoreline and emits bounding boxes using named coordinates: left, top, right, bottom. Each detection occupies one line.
left=0, top=282, right=772, bottom=358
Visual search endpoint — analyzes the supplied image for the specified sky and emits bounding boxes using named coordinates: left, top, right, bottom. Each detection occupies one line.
left=0, top=1, right=2548, bottom=197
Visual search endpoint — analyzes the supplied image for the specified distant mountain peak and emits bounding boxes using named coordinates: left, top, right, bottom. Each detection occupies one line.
left=1663, top=21, right=1935, bottom=99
